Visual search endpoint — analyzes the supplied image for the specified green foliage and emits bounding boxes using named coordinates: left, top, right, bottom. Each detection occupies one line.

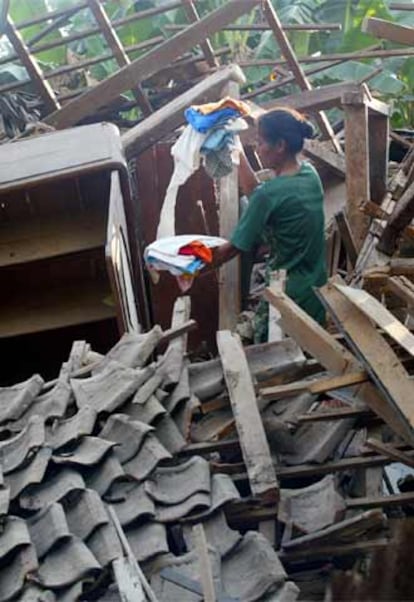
left=2, top=0, right=414, bottom=127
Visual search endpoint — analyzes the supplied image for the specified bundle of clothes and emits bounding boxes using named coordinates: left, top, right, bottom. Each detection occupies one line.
left=144, top=234, right=226, bottom=292
left=144, top=97, right=251, bottom=291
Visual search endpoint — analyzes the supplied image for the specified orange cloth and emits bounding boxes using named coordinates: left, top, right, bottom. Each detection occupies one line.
left=178, top=240, right=213, bottom=264
left=192, top=96, right=251, bottom=117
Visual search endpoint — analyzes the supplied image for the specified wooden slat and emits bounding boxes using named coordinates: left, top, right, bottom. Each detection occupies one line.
left=390, top=2, right=414, bottom=9
left=122, top=63, right=245, bottom=156
left=387, top=276, right=414, bottom=307
left=45, top=0, right=261, bottom=129
left=334, top=283, right=414, bottom=357
left=263, top=81, right=360, bottom=113
left=218, top=79, right=240, bottom=330
left=362, top=16, right=414, bottom=46
left=318, top=282, right=414, bottom=445
left=347, top=491, right=414, bottom=510
left=365, top=437, right=414, bottom=469
left=217, top=330, right=279, bottom=503
left=262, top=0, right=341, bottom=152
left=298, top=407, right=373, bottom=423
left=5, top=16, right=60, bottom=114
left=88, top=0, right=152, bottom=116
left=166, top=22, right=343, bottom=32
left=260, top=370, right=368, bottom=401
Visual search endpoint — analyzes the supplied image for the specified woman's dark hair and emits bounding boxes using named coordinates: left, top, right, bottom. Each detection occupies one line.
left=258, top=107, right=314, bottom=154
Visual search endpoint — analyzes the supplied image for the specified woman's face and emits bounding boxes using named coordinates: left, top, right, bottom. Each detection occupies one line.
left=256, top=132, right=285, bottom=169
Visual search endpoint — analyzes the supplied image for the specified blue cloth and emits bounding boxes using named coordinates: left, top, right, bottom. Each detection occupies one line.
left=201, top=128, right=234, bottom=153
left=185, top=107, right=240, bottom=133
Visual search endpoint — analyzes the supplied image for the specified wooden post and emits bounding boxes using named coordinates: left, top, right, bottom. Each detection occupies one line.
left=343, top=93, right=371, bottom=250
left=218, top=79, right=241, bottom=331
left=369, top=111, right=389, bottom=204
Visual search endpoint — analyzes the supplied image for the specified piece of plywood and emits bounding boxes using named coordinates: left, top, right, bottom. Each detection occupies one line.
left=46, top=0, right=261, bottom=129
left=318, top=282, right=414, bottom=445
left=217, top=330, right=278, bottom=503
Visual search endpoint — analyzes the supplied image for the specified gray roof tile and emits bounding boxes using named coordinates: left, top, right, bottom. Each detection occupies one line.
left=52, top=437, right=115, bottom=467
left=0, top=375, right=44, bottom=424
left=122, top=435, right=171, bottom=482
left=183, top=510, right=241, bottom=557
left=132, top=373, right=163, bottom=406
left=122, top=394, right=166, bottom=425
left=154, top=415, right=186, bottom=454
left=87, top=522, right=122, bottom=567
left=105, top=327, right=162, bottom=368
left=20, top=468, right=85, bottom=511
left=155, top=490, right=211, bottom=523
left=6, top=447, right=51, bottom=500
left=71, top=362, right=142, bottom=414
left=163, top=365, right=190, bottom=415
left=184, top=474, right=240, bottom=522
left=64, top=488, right=109, bottom=540
left=38, top=536, right=100, bottom=589
left=0, top=487, right=9, bottom=516
left=221, top=532, right=287, bottom=601
left=109, top=482, right=155, bottom=527
left=18, top=584, right=56, bottom=601
left=85, top=453, right=126, bottom=497
left=99, top=414, right=152, bottom=463
left=125, top=521, right=168, bottom=562
left=146, top=457, right=211, bottom=505
left=0, top=516, right=31, bottom=561
left=28, top=503, right=70, bottom=559
left=0, top=416, right=45, bottom=474
left=46, top=406, right=97, bottom=450
left=0, top=544, right=38, bottom=601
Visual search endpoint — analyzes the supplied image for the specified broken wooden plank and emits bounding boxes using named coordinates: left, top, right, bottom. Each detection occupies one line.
left=365, top=437, right=414, bottom=470
left=122, top=64, right=245, bottom=158
left=317, top=281, right=414, bottom=445
left=377, top=180, right=414, bottom=255
left=280, top=538, right=388, bottom=562
left=217, top=330, right=279, bottom=503
left=262, top=0, right=340, bottom=152
left=260, top=370, right=368, bottom=401
left=362, top=17, right=414, bottom=46
left=45, top=0, right=260, bottom=129
left=298, top=407, right=373, bottom=423
left=334, top=283, right=414, bottom=357
left=303, top=139, right=346, bottom=178
left=218, top=79, right=241, bottom=331
left=192, top=524, right=217, bottom=602
left=387, top=276, right=414, bottom=308
left=335, top=211, right=358, bottom=268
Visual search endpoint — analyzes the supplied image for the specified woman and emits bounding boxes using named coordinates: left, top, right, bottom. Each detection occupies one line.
left=213, top=107, right=327, bottom=342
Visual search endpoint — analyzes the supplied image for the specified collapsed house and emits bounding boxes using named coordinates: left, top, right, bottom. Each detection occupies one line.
left=0, top=1, right=413, bottom=600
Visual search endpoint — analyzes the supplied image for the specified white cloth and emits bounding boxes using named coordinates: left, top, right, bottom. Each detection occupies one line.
left=156, top=126, right=206, bottom=239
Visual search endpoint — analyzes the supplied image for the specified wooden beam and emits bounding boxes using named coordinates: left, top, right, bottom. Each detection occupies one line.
left=317, top=282, right=414, bottom=445
left=369, top=111, right=389, bottom=203
left=377, top=180, right=414, bottom=255
left=262, top=0, right=341, bottom=152
left=335, top=210, right=358, bottom=267
left=365, top=437, right=414, bottom=469
left=217, top=330, right=279, bottom=503
left=45, top=0, right=261, bottom=128
left=218, top=79, right=241, bottom=330
left=88, top=0, right=152, bottom=116
left=260, top=370, right=368, bottom=401
left=343, top=94, right=371, bottom=250
left=122, top=64, right=245, bottom=158
left=298, top=407, right=373, bottom=423
left=347, top=491, right=414, bottom=510
left=281, top=539, right=388, bottom=561
left=5, top=16, right=60, bottom=114
left=165, top=22, right=343, bottom=32
left=387, top=276, right=414, bottom=307
left=263, top=81, right=360, bottom=113
left=390, top=2, right=414, bottom=8
left=362, top=17, right=414, bottom=46
left=181, top=0, right=218, bottom=68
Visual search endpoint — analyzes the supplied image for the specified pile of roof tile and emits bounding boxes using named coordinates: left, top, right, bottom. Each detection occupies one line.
left=0, top=320, right=294, bottom=601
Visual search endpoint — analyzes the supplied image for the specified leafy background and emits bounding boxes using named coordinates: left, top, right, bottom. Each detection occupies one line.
left=1, top=0, right=414, bottom=127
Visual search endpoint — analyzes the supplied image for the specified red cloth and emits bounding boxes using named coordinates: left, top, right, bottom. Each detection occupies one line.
left=178, top=240, right=213, bottom=264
